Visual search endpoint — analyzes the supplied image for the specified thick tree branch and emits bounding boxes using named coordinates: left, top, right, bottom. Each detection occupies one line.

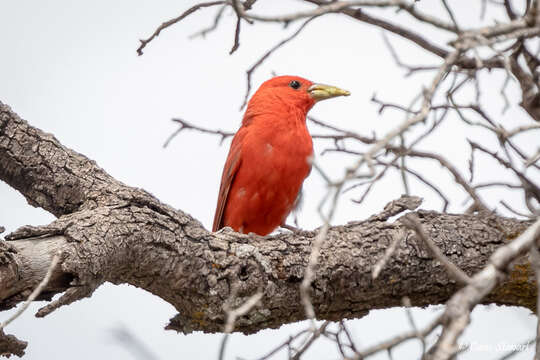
left=1, top=205, right=534, bottom=335
left=0, top=103, right=125, bottom=217
left=0, top=103, right=535, bottom=337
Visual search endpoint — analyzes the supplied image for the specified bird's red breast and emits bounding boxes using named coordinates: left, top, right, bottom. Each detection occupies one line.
left=213, top=75, right=349, bottom=235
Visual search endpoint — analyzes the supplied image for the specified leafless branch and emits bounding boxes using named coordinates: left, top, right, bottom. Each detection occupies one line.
left=252, top=329, right=311, bottom=360
left=351, top=316, right=442, bottom=359
left=239, top=16, right=318, bottom=110
left=441, top=0, right=461, bottom=33
left=219, top=289, right=263, bottom=360
left=229, top=15, right=242, bottom=54
left=133, top=1, right=540, bottom=358
left=291, top=321, right=330, bottom=360
left=0, top=252, right=61, bottom=331
left=500, top=200, right=535, bottom=218
left=189, top=4, right=227, bottom=39
left=401, top=214, right=472, bottom=285
left=389, top=147, right=489, bottom=211
left=429, top=218, right=540, bottom=359
left=470, top=141, right=540, bottom=209
left=164, top=118, right=234, bottom=147
left=372, top=229, right=407, bottom=279
left=137, top=1, right=226, bottom=56
left=381, top=32, right=439, bottom=76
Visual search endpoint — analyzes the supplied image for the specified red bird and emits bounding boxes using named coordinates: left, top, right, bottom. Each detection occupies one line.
left=213, top=76, right=349, bottom=236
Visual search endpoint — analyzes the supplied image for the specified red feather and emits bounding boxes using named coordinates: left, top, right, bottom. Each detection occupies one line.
left=213, top=75, right=345, bottom=235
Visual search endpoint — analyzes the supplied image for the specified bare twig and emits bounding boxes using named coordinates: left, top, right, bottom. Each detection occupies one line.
left=253, top=329, right=311, bottom=360
left=381, top=32, right=439, bottom=76
left=189, top=5, right=227, bottom=39
left=470, top=141, right=540, bottom=206
left=218, top=290, right=264, bottom=360
left=238, top=0, right=457, bottom=33
left=308, top=116, right=376, bottom=144
left=137, top=1, right=226, bottom=55
left=300, top=186, right=341, bottom=327
left=389, top=147, right=489, bottom=212
left=357, top=50, right=461, bottom=174
left=0, top=252, right=61, bottom=330
left=240, top=16, right=318, bottom=109
left=441, top=0, right=461, bottom=32
left=402, top=297, right=427, bottom=356
left=134, top=2, right=540, bottom=359
left=430, top=218, right=540, bottom=359
left=291, top=321, right=330, bottom=360
left=500, top=200, right=535, bottom=218
left=401, top=214, right=472, bottom=286
left=351, top=317, right=442, bottom=359
left=372, top=229, right=407, bottom=279
left=526, top=148, right=540, bottom=167
left=229, top=15, right=242, bottom=54
left=164, top=118, right=233, bottom=147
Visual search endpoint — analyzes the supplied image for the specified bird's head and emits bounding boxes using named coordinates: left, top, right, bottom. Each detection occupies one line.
left=246, top=75, right=350, bottom=117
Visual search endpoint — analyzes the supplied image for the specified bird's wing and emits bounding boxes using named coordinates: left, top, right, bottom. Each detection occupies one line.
left=212, top=131, right=244, bottom=232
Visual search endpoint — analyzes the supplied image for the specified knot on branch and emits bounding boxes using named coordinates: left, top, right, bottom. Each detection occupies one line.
left=368, top=195, right=423, bottom=222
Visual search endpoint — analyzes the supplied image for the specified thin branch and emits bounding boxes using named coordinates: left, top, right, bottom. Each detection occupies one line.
left=381, top=32, right=439, bottom=76
left=402, top=297, right=427, bottom=356
left=430, top=218, right=540, bottom=358
left=526, top=148, right=540, bottom=167
left=219, top=290, right=264, bottom=360
left=229, top=15, right=242, bottom=54
left=401, top=214, right=472, bottom=286
left=164, top=118, right=234, bottom=148
left=372, top=229, right=407, bottom=279
left=389, top=147, right=489, bottom=211
left=0, top=252, right=61, bottom=331
left=377, top=159, right=451, bottom=212
left=240, top=16, right=318, bottom=110
left=351, top=317, right=442, bottom=359
left=300, top=184, right=342, bottom=327
left=357, top=50, right=461, bottom=175
left=470, top=141, right=540, bottom=205
left=339, top=321, right=358, bottom=354
left=189, top=5, right=227, bottom=39
left=474, top=182, right=522, bottom=190
left=500, top=200, right=535, bottom=218
left=291, top=321, right=330, bottom=360
left=253, top=329, right=310, bottom=360
left=441, top=0, right=461, bottom=32
left=239, top=0, right=457, bottom=33
left=137, top=1, right=226, bottom=55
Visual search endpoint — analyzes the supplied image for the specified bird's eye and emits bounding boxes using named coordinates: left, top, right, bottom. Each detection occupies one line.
left=289, top=80, right=301, bottom=90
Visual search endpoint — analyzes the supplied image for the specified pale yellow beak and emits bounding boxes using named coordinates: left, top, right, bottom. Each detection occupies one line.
left=308, top=83, right=350, bottom=101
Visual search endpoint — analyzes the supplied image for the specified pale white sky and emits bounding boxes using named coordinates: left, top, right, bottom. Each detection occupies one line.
left=0, top=1, right=537, bottom=359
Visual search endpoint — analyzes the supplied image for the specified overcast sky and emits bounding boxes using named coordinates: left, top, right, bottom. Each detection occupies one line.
left=0, top=1, right=537, bottom=359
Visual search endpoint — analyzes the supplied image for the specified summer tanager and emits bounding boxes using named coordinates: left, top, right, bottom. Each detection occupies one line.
left=212, top=75, right=349, bottom=235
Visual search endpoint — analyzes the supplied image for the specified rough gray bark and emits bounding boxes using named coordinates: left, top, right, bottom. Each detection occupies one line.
left=0, top=329, right=26, bottom=358
left=0, top=102, right=535, bottom=356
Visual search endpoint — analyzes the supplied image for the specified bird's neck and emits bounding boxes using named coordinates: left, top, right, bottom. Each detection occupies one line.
left=242, top=94, right=312, bottom=127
